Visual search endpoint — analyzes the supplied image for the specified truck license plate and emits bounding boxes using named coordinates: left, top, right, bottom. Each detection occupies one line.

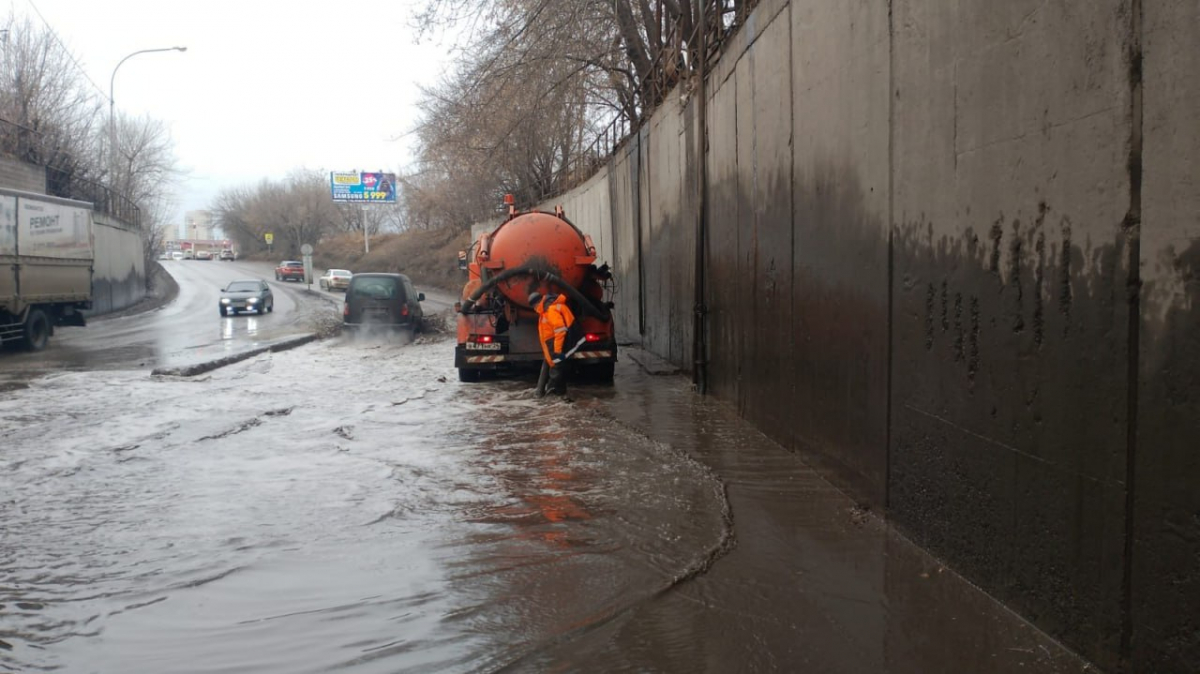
left=465, top=342, right=501, bottom=351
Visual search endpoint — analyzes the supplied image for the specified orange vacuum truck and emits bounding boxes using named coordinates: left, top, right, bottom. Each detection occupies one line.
left=455, top=198, right=617, bottom=383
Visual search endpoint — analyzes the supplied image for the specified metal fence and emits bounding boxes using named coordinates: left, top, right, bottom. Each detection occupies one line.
left=550, top=0, right=761, bottom=196
left=45, top=166, right=142, bottom=229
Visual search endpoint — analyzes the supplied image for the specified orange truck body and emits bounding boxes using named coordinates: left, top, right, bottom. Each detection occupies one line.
left=455, top=208, right=616, bottom=382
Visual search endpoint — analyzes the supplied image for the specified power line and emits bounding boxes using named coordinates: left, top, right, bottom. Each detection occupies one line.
left=22, top=0, right=109, bottom=100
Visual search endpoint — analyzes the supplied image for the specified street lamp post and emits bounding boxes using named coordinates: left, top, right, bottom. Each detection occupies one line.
left=109, top=47, right=187, bottom=193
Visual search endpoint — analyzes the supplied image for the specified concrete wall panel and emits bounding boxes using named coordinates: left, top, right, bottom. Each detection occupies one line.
left=890, top=1, right=1133, bottom=667
left=0, top=158, right=46, bottom=194
left=790, top=0, right=891, bottom=503
left=733, top=55, right=758, bottom=416
left=705, top=72, right=742, bottom=402
left=1135, top=0, right=1200, bottom=669
left=609, top=142, right=642, bottom=343
left=90, top=217, right=146, bottom=315
left=741, top=13, right=794, bottom=441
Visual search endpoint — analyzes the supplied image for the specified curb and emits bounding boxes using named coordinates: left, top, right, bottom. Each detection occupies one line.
left=150, top=333, right=321, bottom=378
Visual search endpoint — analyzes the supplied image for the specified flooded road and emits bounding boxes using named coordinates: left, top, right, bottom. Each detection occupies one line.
left=0, top=271, right=1095, bottom=672
left=0, top=336, right=727, bottom=673
left=0, top=260, right=335, bottom=386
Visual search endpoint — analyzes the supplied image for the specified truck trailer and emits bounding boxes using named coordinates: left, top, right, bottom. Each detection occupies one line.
left=0, top=189, right=94, bottom=351
left=455, top=201, right=617, bottom=383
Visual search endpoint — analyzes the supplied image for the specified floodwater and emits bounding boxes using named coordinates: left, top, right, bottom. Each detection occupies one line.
left=0, top=335, right=727, bottom=673
left=0, top=328, right=1095, bottom=672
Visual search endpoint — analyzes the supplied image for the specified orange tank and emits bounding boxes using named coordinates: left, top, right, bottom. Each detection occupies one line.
left=481, top=211, right=592, bottom=307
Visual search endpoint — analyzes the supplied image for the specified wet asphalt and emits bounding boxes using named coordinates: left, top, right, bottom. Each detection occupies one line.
left=0, top=266, right=1096, bottom=673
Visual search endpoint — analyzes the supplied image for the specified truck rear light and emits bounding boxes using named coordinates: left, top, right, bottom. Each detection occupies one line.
left=584, top=333, right=603, bottom=342
left=471, top=335, right=494, bottom=343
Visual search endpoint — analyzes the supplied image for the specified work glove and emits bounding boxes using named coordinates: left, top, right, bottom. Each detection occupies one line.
left=551, top=352, right=564, bottom=364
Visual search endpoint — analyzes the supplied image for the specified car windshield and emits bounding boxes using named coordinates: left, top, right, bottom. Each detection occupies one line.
left=351, top=278, right=398, bottom=300
left=226, top=282, right=259, bottom=292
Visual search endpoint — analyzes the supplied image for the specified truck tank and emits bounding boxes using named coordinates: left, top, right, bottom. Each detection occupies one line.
left=485, top=211, right=591, bottom=307
left=455, top=206, right=617, bottom=383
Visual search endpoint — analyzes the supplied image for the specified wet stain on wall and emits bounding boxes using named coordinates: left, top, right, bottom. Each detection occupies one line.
left=890, top=215, right=1130, bottom=664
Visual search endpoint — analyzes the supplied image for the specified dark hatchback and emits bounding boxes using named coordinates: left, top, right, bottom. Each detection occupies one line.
left=343, top=273, right=425, bottom=334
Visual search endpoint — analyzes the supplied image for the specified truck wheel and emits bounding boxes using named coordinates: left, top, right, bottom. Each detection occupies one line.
left=21, top=309, right=50, bottom=351
left=457, top=368, right=481, bottom=383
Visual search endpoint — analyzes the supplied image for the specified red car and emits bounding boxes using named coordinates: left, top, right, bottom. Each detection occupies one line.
left=274, top=261, right=305, bottom=282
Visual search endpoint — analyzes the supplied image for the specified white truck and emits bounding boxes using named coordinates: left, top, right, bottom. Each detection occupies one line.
left=0, top=188, right=94, bottom=350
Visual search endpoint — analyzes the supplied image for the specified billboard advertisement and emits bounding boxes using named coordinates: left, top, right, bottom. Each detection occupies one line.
left=330, top=171, right=397, bottom=203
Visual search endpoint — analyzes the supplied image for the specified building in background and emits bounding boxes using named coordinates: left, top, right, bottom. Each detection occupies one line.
left=160, top=223, right=180, bottom=250
left=184, top=210, right=216, bottom=241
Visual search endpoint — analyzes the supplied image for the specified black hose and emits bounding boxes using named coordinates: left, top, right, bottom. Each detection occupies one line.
left=459, top=265, right=610, bottom=320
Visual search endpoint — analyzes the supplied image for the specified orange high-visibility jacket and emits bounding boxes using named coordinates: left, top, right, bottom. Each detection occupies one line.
left=535, top=295, right=575, bottom=367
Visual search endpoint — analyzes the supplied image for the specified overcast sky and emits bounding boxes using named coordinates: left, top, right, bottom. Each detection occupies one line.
left=11, top=0, right=451, bottom=226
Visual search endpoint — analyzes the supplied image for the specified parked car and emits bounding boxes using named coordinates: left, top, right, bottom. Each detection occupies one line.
left=183, top=250, right=194, bottom=260
left=275, top=260, right=305, bottom=282
left=171, top=251, right=185, bottom=261
left=219, top=279, right=274, bottom=316
left=219, top=249, right=236, bottom=261
left=195, top=250, right=213, bottom=261
left=158, top=251, right=172, bottom=260
left=318, top=269, right=352, bottom=291
left=343, top=273, right=424, bottom=336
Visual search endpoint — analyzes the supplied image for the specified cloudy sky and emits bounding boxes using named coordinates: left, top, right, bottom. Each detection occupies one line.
left=11, top=0, right=451, bottom=226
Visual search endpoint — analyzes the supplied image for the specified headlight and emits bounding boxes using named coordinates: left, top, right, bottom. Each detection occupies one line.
left=246, top=297, right=258, bottom=303
left=220, top=298, right=231, bottom=304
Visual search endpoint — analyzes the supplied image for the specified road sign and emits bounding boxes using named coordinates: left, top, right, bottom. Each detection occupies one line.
left=300, top=243, right=313, bottom=255
left=264, top=232, right=274, bottom=244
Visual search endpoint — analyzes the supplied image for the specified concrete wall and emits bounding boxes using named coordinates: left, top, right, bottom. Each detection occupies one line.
left=891, top=1, right=1134, bottom=667
left=91, top=214, right=146, bottom=314
left=1136, top=1, right=1200, bottom=670
left=0, top=158, right=46, bottom=194
left=506, top=0, right=1195, bottom=668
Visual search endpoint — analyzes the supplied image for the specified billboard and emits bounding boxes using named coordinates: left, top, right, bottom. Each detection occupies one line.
left=330, top=171, right=397, bottom=203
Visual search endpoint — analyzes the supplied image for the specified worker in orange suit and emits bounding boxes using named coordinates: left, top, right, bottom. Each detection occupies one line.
left=529, top=291, right=584, bottom=396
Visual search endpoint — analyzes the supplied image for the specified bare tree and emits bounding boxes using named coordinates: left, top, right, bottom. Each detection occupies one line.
left=2, top=11, right=184, bottom=290
left=213, top=170, right=342, bottom=258
left=0, top=12, right=105, bottom=187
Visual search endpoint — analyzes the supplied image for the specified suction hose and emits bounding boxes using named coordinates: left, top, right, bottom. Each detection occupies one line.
left=459, top=264, right=610, bottom=320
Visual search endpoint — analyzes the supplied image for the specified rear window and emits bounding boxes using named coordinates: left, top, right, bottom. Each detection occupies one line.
left=284, top=262, right=303, bottom=268
left=351, top=277, right=401, bottom=300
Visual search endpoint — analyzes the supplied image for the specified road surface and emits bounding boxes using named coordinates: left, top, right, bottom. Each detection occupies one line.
left=0, top=267, right=1095, bottom=673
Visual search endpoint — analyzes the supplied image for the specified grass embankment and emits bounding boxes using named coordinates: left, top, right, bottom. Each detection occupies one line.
left=252, top=228, right=472, bottom=293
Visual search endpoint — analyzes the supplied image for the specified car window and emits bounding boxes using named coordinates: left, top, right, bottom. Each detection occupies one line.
left=352, top=278, right=398, bottom=300
left=226, top=282, right=260, bottom=292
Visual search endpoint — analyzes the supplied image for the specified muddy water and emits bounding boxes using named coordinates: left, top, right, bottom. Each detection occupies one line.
left=526, top=352, right=1095, bottom=673
left=0, top=338, right=726, bottom=673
